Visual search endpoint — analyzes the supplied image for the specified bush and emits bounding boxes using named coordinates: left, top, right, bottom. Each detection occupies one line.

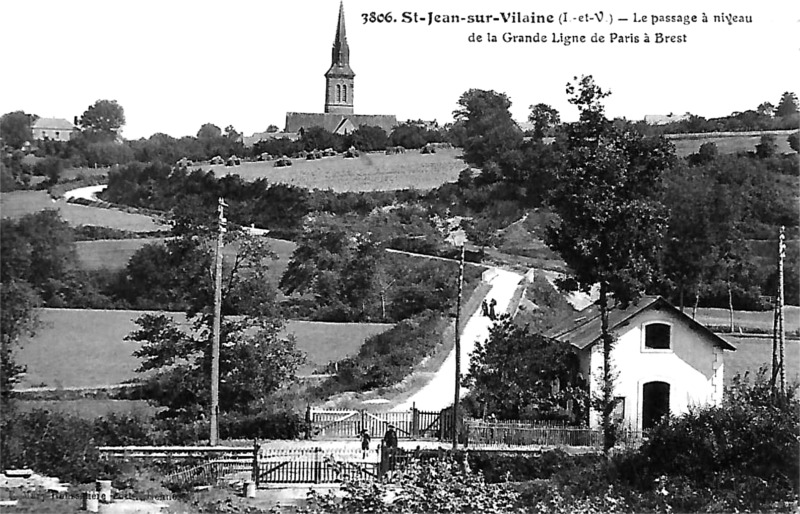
left=218, top=410, right=303, bottom=440
left=1, top=409, right=153, bottom=482
left=613, top=368, right=799, bottom=511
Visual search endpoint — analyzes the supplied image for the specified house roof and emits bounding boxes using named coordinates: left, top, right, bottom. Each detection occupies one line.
left=547, top=295, right=736, bottom=351
left=32, top=117, right=75, bottom=130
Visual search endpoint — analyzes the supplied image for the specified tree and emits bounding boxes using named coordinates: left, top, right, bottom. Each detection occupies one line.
left=687, top=141, right=718, bottom=166
left=389, top=122, right=428, bottom=149
left=280, top=214, right=383, bottom=321
left=528, top=103, right=561, bottom=139
left=349, top=125, right=388, bottom=152
left=0, top=211, right=79, bottom=305
left=775, top=92, right=799, bottom=117
left=79, top=99, right=125, bottom=140
left=129, top=314, right=303, bottom=418
left=223, top=125, right=240, bottom=141
left=453, top=89, right=524, bottom=181
left=0, top=280, right=40, bottom=408
left=546, top=76, right=672, bottom=453
left=465, top=319, right=587, bottom=422
left=197, top=123, right=222, bottom=140
left=125, top=217, right=300, bottom=420
left=0, top=111, right=34, bottom=149
left=755, top=134, right=778, bottom=159
left=756, top=101, right=775, bottom=117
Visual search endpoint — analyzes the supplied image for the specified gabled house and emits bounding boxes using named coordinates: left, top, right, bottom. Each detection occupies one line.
left=31, top=117, right=76, bottom=141
left=548, top=296, right=736, bottom=432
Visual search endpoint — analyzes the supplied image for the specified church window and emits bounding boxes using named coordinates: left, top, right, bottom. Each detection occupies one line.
left=342, top=84, right=347, bottom=102
left=336, top=84, right=341, bottom=102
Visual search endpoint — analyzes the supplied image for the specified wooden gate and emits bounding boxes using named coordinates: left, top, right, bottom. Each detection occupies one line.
left=309, top=408, right=448, bottom=440
left=311, top=410, right=361, bottom=438
left=257, top=447, right=378, bottom=485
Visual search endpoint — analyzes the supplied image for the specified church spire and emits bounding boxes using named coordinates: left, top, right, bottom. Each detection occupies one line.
left=331, top=1, right=350, bottom=68
left=325, top=1, right=355, bottom=114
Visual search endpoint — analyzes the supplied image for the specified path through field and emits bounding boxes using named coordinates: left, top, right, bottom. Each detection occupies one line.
left=392, top=268, right=524, bottom=412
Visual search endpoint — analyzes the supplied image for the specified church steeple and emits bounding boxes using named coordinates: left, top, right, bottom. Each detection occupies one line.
left=325, top=1, right=355, bottom=114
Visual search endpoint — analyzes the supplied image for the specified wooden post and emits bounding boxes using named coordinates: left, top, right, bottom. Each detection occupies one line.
left=360, top=409, right=367, bottom=436
left=313, top=447, right=321, bottom=484
left=411, top=403, right=419, bottom=438
left=252, top=440, right=260, bottom=488
left=210, top=197, right=227, bottom=446
left=453, top=244, right=465, bottom=450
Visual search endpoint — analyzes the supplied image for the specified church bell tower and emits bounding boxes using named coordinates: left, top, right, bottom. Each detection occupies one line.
left=324, top=2, right=355, bottom=114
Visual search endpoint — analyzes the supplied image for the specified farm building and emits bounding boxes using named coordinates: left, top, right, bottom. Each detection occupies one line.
left=31, top=117, right=76, bottom=141
left=283, top=2, right=396, bottom=136
left=549, top=296, right=736, bottom=432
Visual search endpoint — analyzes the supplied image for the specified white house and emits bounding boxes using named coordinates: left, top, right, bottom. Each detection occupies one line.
left=549, top=296, right=736, bottom=432
left=31, top=117, right=76, bottom=141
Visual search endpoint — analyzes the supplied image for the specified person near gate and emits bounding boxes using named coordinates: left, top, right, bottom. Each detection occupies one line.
left=359, top=428, right=371, bottom=458
left=382, top=424, right=399, bottom=471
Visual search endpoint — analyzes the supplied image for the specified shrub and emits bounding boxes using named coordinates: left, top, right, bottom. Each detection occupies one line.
left=614, top=368, right=799, bottom=511
left=1, top=409, right=153, bottom=482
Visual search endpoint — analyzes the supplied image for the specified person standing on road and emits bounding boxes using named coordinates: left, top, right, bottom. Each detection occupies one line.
left=481, top=299, right=489, bottom=317
left=489, top=298, right=497, bottom=320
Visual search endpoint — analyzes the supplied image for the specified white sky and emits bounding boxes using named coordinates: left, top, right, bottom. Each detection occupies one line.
left=1, top=0, right=798, bottom=140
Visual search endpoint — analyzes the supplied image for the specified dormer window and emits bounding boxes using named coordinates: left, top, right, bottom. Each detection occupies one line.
left=644, top=322, right=671, bottom=350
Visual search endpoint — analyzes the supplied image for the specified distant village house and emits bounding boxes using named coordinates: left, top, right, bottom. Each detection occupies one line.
left=31, top=117, right=76, bottom=141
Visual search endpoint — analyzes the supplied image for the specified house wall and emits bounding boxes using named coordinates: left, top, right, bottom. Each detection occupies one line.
left=33, top=128, right=74, bottom=141
left=585, top=308, right=725, bottom=431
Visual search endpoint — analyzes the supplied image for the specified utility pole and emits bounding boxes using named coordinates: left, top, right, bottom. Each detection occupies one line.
left=210, top=197, right=227, bottom=445
left=453, top=243, right=465, bottom=450
left=778, top=225, right=786, bottom=395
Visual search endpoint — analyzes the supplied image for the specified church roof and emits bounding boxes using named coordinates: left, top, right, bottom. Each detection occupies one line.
left=285, top=112, right=397, bottom=135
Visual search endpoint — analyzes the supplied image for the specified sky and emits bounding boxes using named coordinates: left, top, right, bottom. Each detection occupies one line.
left=1, top=0, right=798, bottom=140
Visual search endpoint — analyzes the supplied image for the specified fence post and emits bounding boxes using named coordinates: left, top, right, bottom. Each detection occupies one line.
left=360, top=409, right=367, bottom=435
left=314, top=447, right=321, bottom=484
left=305, top=404, right=313, bottom=440
left=378, top=443, right=388, bottom=477
left=411, top=403, right=419, bottom=438
left=252, top=440, right=260, bottom=488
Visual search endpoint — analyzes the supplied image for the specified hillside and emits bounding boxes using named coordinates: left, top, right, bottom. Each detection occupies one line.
left=16, top=309, right=392, bottom=389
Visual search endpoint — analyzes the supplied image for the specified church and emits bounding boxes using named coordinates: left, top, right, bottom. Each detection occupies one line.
left=284, top=2, right=397, bottom=136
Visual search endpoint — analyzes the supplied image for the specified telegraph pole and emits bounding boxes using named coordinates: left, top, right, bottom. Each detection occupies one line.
left=778, top=225, right=786, bottom=395
left=453, top=243, right=465, bottom=450
left=210, top=197, right=227, bottom=446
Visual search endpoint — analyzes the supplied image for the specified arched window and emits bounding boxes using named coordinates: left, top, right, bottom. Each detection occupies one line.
left=336, top=84, right=341, bottom=102
left=342, top=84, right=348, bottom=102
left=644, top=322, right=671, bottom=350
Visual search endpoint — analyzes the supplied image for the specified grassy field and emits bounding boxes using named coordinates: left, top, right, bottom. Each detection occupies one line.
left=16, top=309, right=392, bottom=389
left=0, top=190, right=167, bottom=232
left=74, top=237, right=297, bottom=280
left=669, top=133, right=796, bottom=157
left=207, top=148, right=466, bottom=192
left=694, top=306, right=800, bottom=333
left=724, top=335, right=800, bottom=388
